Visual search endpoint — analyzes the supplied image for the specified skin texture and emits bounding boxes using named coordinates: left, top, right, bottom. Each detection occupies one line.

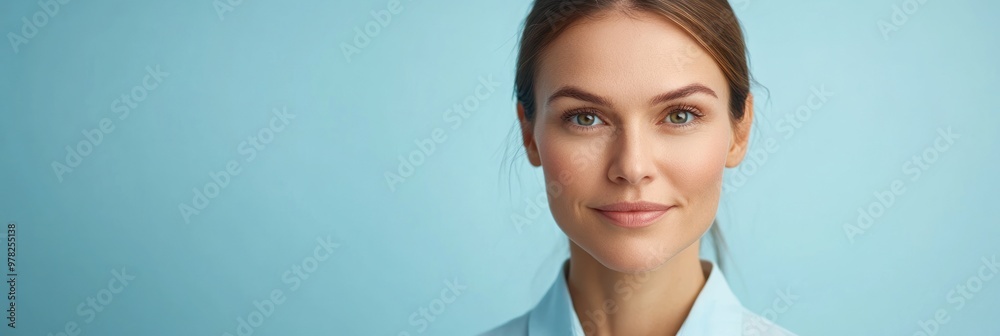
left=516, top=9, right=753, bottom=336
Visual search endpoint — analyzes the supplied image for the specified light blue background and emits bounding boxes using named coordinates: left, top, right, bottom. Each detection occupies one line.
left=1, top=0, right=998, bottom=335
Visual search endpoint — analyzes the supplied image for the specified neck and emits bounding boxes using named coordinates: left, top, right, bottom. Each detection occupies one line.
left=566, top=240, right=707, bottom=336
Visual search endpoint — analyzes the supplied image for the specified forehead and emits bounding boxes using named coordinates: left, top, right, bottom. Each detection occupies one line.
left=535, top=10, right=728, bottom=108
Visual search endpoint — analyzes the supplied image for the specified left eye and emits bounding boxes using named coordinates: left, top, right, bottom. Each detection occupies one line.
left=666, top=111, right=694, bottom=124
left=570, top=112, right=603, bottom=126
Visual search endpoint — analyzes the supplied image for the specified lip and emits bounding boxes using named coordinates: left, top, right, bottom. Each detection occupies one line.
left=591, top=201, right=673, bottom=228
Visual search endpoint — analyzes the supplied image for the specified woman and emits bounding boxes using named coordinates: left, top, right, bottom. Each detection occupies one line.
left=481, top=0, right=797, bottom=335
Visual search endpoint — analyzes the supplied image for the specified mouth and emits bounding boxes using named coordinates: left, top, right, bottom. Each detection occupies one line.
left=591, top=201, right=674, bottom=228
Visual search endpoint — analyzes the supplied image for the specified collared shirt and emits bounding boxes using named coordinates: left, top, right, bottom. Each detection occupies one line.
left=480, top=259, right=797, bottom=336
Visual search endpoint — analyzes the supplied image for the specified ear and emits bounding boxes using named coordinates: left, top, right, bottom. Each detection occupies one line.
left=517, top=102, right=542, bottom=167
left=725, top=93, right=753, bottom=168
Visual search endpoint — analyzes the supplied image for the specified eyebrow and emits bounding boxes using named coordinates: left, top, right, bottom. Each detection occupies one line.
left=546, top=83, right=718, bottom=107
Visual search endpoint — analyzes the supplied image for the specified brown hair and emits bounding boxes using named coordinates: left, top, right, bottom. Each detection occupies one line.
left=513, top=0, right=755, bottom=270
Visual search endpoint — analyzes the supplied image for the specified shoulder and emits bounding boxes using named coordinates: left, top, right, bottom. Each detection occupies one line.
left=740, top=308, right=798, bottom=336
left=477, top=312, right=529, bottom=336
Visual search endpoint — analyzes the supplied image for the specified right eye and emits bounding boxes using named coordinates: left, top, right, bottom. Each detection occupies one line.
left=565, top=111, right=605, bottom=127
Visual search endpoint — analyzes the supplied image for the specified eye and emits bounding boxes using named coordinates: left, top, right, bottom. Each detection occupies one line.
left=666, top=110, right=694, bottom=124
left=564, top=111, right=605, bottom=127
left=662, top=106, right=704, bottom=128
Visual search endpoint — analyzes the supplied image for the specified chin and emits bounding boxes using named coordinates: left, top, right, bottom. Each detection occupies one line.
left=575, top=234, right=692, bottom=274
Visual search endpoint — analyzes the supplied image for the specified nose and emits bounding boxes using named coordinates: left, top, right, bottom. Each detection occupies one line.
left=607, top=129, right=656, bottom=185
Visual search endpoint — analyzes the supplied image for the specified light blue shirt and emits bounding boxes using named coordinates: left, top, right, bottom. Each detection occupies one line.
left=480, top=259, right=797, bottom=336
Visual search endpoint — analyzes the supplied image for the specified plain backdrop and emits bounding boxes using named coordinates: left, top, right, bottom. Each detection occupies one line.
left=1, top=0, right=998, bottom=335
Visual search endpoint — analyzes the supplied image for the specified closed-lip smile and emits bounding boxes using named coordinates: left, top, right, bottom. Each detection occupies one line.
left=591, top=201, right=673, bottom=228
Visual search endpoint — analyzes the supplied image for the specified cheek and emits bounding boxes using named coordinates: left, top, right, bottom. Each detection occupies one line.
left=533, top=129, right=608, bottom=227
left=536, top=133, right=595, bottom=198
left=661, top=127, right=732, bottom=210
left=535, top=124, right=732, bottom=206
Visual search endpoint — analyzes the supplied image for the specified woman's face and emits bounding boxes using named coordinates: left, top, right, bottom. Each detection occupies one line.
left=519, top=10, right=752, bottom=273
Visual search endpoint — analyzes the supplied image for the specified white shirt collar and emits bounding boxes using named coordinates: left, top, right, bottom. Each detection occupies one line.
left=526, top=258, right=744, bottom=336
